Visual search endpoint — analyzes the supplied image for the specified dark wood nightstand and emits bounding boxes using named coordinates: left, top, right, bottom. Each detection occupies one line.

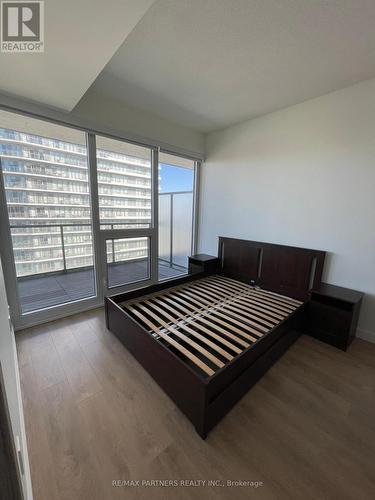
left=307, top=283, right=363, bottom=351
left=188, top=254, right=218, bottom=275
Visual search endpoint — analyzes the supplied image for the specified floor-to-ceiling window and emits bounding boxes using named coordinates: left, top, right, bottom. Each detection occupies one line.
left=95, top=135, right=155, bottom=290
left=0, top=109, right=199, bottom=328
left=0, top=110, right=96, bottom=314
left=158, top=152, right=195, bottom=279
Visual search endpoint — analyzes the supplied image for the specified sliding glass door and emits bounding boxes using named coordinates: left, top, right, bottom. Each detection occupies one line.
left=94, top=134, right=156, bottom=295
left=0, top=108, right=199, bottom=329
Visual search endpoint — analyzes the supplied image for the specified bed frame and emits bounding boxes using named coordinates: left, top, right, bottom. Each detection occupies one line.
left=105, top=237, right=326, bottom=438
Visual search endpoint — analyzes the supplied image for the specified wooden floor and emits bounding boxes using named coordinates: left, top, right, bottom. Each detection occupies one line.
left=16, top=308, right=375, bottom=500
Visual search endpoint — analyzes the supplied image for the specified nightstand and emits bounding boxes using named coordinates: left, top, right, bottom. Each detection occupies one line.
left=188, top=254, right=218, bottom=275
left=307, top=283, right=363, bottom=351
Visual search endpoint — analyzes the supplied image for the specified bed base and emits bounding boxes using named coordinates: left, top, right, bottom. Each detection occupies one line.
left=105, top=237, right=325, bottom=438
left=105, top=276, right=304, bottom=438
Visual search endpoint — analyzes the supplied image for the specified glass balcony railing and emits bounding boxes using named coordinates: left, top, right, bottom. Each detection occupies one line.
left=11, top=222, right=148, bottom=277
left=10, top=190, right=192, bottom=279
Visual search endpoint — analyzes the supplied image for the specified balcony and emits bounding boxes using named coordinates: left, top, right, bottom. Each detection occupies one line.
left=1, top=125, right=195, bottom=317
left=18, top=260, right=185, bottom=313
left=12, top=217, right=190, bottom=313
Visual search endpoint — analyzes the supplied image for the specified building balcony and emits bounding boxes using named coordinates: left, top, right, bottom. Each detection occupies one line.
left=11, top=206, right=192, bottom=313
left=18, top=260, right=186, bottom=313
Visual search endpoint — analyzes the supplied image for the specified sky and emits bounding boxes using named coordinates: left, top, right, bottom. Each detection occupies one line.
left=159, top=163, right=193, bottom=193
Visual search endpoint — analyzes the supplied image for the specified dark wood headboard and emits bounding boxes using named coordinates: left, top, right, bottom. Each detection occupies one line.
left=218, top=237, right=326, bottom=300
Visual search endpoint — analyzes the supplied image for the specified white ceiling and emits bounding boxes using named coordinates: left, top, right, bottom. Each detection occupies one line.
left=91, top=0, right=375, bottom=132
left=0, top=0, right=155, bottom=111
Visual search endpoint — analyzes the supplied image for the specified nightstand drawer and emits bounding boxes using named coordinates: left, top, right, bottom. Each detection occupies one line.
left=307, top=326, right=348, bottom=350
left=310, top=293, right=354, bottom=312
left=308, top=301, right=351, bottom=337
left=307, top=283, right=363, bottom=351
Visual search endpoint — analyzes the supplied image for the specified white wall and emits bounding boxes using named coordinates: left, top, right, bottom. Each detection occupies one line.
left=0, top=261, right=33, bottom=498
left=199, top=78, right=375, bottom=342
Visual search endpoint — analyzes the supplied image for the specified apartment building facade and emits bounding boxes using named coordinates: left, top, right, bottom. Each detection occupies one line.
left=0, top=126, right=152, bottom=277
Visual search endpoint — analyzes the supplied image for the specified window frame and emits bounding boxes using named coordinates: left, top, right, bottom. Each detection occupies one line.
left=0, top=106, right=201, bottom=331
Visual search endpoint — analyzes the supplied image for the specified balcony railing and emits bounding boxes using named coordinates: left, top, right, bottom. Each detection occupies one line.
left=11, top=222, right=150, bottom=278
left=10, top=189, right=193, bottom=278
left=158, top=191, right=193, bottom=269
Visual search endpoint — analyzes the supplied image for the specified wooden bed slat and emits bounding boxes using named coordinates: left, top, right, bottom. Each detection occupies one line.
left=172, top=281, right=278, bottom=339
left=253, top=287, right=302, bottom=306
left=194, top=315, right=251, bottom=347
left=174, top=288, right=215, bottom=309
left=213, top=275, right=301, bottom=308
left=206, top=309, right=260, bottom=339
left=159, top=297, right=254, bottom=347
left=186, top=281, right=226, bottom=302
left=167, top=297, right=256, bottom=347
left=229, top=295, right=286, bottom=321
left=218, top=302, right=269, bottom=333
left=154, top=295, right=192, bottom=316
left=191, top=280, right=234, bottom=298
left=178, top=285, right=270, bottom=335
left=143, top=300, right=235, bottom=361
left=198, top=310, right=257, bottom=347
left=209, top=275, right=248, bottom=293
left=248, top=293, right=294, bottom=313
left=210, top=276, right=255, bottom=296
left=191, top=317, right=253, bottom=347
left=184, top=317, right=244, bottom=353
left=203, top=278, right=288, bottom=319
left=191, top=282, right=276, bottom=326
left=154, top=301, right=245, bottom=354
left=207, top=276, right=293, bottom=314
left=219, top=302, right=273, bottom=331
left=163, top=292, right=205, bottom=314
left=170, top=292, right=213, bottom=311
left=203, top=278, right=248, bottom=297
left=207, top=309, right=262, bottom=340
left=191, top=282, right=275, bottom=331
left=225, top=299, right=278, bottom=327
left=135, top=304, right=225, bottom=369
left=126, top=306, right=215, bottom=376
left=251, top=290, right=296, bottom=311
left=122, top=274, right=301, bottom=378
left=204, top=277, right=255, bottom=301
left=212, top=275, right=252, bottom=289
left=165, top=294, right=250, bottom=345
left=202, top=281, right=284, bottom=320
left=160, top=290, right=257, bottom=346
left=234, top=294, right=288, bottom=318
left=185, top=284, right=280, bottom=333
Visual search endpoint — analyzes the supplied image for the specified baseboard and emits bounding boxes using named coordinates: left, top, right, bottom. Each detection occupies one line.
left=356, top=328, right=375, bottom=344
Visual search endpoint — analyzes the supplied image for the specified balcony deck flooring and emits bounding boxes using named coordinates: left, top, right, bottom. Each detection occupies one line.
left=18, top=260, right=186, bottom=313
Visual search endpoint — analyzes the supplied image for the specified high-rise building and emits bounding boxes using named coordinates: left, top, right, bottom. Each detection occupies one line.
left=0, top=127, right=151, bottom=277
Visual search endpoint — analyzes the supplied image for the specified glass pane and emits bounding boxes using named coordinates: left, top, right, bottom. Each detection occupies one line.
left=0, top=109, right=96, bottom=313
left=106, top=237, right=150, bottom=288
left=158, top=152, right=195, bottom=280
left=95, top=135, right=152, bottom=230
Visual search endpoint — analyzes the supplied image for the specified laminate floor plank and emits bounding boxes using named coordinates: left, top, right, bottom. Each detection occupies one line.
left=39, top=380, right=107, bottom=500
left=18, top=325, right=66, bottom=392
left=16, top=308, right=375, bottom=500
left=18, top=362, right=61, bottom=500
left=48, top=322, right=103, bottom=403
